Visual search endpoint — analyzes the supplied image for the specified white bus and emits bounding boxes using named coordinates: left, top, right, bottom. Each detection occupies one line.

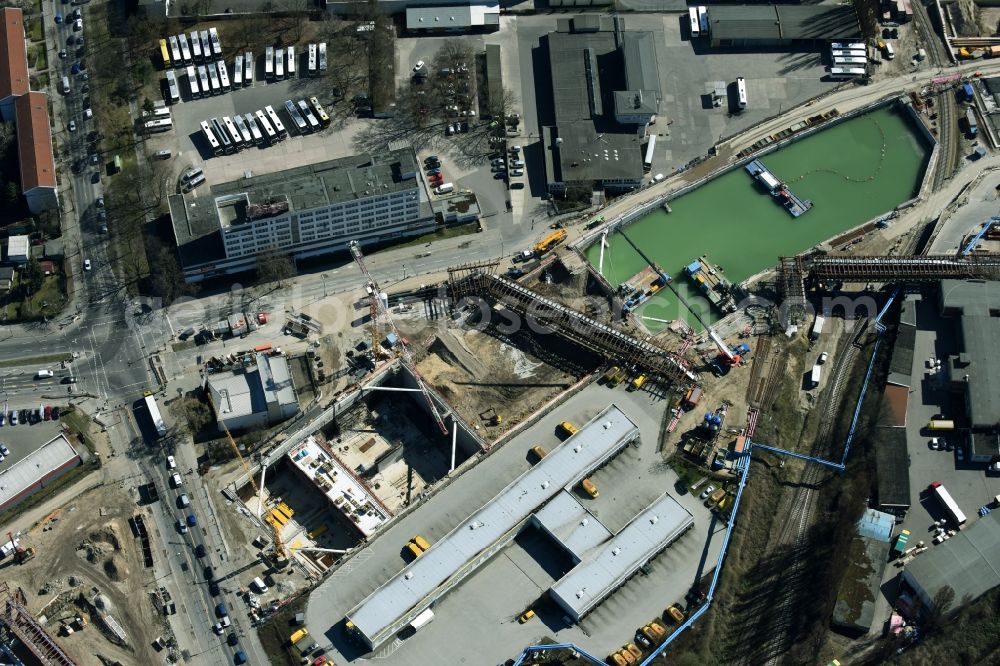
left=179, top=33, right=192, bottom=64
left=209, top=27, right=222, bottom=57
left=298, top=99, right=319, bottom=131
left=144, top=117, right=173, bottom=133
left=736, top=76, right=748, bottom=109
left=223, top=116, right=243, bottom=150
left=265, top=46, right=274, bottom=80
left=212, top=117, right=233, bottom=153
left=697, top=6, right=708, bottom=35
left=168, top=35, right=181, bottom=67
left=245, top=112, right=263, bottom=143
left=643, top=134, right=656, bottom=173
left=833, top=56, right=867, bottom=66
left=190, top=30, right=202, bottom=61
left=831, top=49, right=866, bottom=59
left=234, top=54, right=243, bottom=87
left=829, top=67, right=866, bottom=79
left=688, top=8, right=700, bottom=38
left=831, top=42, right=865, bottom=51
left=144, top=391, right=167, bottom=437
left=244, top=51, right=253, bottom=85
left=287, top=45, right=296, bottom=78
left=199, top=31, right=211, bottom=61
left=165, top=70, right=180, bottom=104
left=318, top=42, right=327, bottom=74
left=265, top=104, right=286, bottom=137
left=217, top=60, right=231, bottom=91
left=233, top=113, right=253, bottom=143
left=200, top=120, right=221, bottom=154
left=145, top=106, right=172, bottom=119
left=187, top=65, right=200, bottom=98
left=308, top=43, right=317, bottom=76
left=275, top=47, right=285, bottom=79
left=198, top=65, right=210, bottom=96
left=256, top=109, right=277, bottom=142
left=207, top=61, right=220, bottom=93
left=284, top=99, right=306, bottom=132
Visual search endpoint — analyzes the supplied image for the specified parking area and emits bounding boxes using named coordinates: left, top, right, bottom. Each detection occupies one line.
left=901, top=296, right=1000, bottom=538
left=146, top=77, right=369, bottom=188
left=0, top=414, right=65, bottom=471
left=307, top=381, right=727, bottom=664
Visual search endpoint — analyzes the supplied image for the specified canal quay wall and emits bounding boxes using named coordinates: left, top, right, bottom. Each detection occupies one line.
left=573, top=95, right=938, bottom=284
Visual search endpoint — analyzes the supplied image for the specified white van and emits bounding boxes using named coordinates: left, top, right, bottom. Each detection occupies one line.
left=251, top=576, right=268, bottom=593
left=62, top=76, right=70, bottom=94
left=36, top=369, right=54, bottom=378
left=435, top=183, right=454, bottom=195
left=178, top=494, right=190, bottom=508
left=170, top=472, right=183, bottom=488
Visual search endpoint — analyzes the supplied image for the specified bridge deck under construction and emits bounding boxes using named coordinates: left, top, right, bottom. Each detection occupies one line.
left=448, top=263, right=696, bottom=386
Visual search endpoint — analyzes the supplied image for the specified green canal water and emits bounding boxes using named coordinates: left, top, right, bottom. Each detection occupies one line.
left=585, top=105, right=930, bottom=331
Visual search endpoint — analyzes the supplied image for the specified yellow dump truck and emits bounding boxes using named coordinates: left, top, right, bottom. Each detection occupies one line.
left=630, top=374, right=647, bottom=391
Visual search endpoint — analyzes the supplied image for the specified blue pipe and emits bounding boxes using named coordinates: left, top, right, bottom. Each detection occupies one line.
left=749, top=442, right=845, bottom=471
left=840, top=335, right=883, bottom=466
left=960, top=216, right=1000, bottom=256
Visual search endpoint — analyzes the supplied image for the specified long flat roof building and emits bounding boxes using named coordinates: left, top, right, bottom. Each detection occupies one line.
left=405, top=4, right=499, bottom=32
left=346, top=404, right=640, bottom=649
left=0, top=7, right=28, bottom=122
left=707, top=5, right=861, bottom=48
left=549, top=492, right=693, bottom=621
left=0, top=434, right=82, bottom=513
left=167, top=148, right=435, bottom=282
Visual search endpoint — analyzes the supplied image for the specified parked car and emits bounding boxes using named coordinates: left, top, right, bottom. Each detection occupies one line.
left=10, top=411, right=17, bottom=425
left=412, top=60, right=425, bottom=73
left=929, top=438, right=940, bottom=450
left=700, top=485, right=716, bottom=500
left=0, top=444, right=9, bottom=456
left=83, top=259, right=91, bottom=270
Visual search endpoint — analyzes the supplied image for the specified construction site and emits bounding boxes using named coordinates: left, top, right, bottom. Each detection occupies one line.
left=0, top=483, right=168, bottom=666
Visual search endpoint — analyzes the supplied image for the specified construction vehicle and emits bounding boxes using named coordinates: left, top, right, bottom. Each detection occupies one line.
left=6, top=532, right=36, bottom=564
left=213, top=412, right=288, bottom=565
left=580, top=478, right=599, bottom=498
left=480, top=407, right=502, bottom=426
left=630, top=374, right=648, bottom=391
left=602, top=366, right=621, bottom=383
left=533, top=228, right=567, bottom=254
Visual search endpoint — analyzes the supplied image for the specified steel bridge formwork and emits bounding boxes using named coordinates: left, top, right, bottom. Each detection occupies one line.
left=0, top=583, right=77, bottom=666
left=447, top=262, right=696, bottom=387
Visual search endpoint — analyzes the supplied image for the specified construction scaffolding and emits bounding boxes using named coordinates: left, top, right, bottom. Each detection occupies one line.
left=0, top=582, right=77, bottom=666
left=448, top=262, right=697, bottom=387
left=777, top=253, right=1000, bottom=322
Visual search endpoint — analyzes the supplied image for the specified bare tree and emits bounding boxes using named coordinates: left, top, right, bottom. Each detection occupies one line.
left=256, top=249, right=296, bottom=286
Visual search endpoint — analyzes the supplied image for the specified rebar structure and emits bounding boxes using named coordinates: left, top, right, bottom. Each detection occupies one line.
left=448, top=266, right=697, bottom=387
left=0, top=582, right=77, bottom=666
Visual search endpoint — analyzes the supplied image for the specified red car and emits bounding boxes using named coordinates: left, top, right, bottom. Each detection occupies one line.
left=43, top=405, right=52, bottom=421
left=313, top=657, right=328, bottom=666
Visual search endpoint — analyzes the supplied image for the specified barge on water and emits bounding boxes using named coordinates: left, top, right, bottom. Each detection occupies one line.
left=745, top=159, right=813, bottom=218
left=684, top=257, right=737, bottom=314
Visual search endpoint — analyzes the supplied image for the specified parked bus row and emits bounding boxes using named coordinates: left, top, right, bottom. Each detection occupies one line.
left=689, top=6, right=708, bottom=38
left=264, top=42, right=327, bottom=81
left=200, top=105, right=289, bottom=156
left=182, top=54, right=254, bottom=100
left=159, top=29, right=222, bottom=69
left=283, top=97, right=331, bottom=134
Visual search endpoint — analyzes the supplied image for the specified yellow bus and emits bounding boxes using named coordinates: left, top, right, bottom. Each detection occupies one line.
left=928, top=419, right=955, bottom=431
left=159, top=38, right=171, bottom=69
left=309, top=96, right=330, bottom=126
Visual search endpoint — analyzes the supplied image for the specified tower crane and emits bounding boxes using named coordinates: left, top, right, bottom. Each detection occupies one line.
left=212, top=396, right=288, bottom=563
left=349, top=240, right=450, bottom=436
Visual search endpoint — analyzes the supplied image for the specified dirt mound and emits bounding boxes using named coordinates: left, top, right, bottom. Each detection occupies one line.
left=89, top=525, right=122, bottom=552
left=103, top=555, right=127, bottom=582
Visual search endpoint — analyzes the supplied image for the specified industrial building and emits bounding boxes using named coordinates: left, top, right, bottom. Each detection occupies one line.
left=547, top=492, right=693, bottom=621
left=167, top=149, right=435, bottom=282
left=541, top=15, right=662, bottom=194
left=831, top=509, right=893, bottom=634
left=0, top=435, right=82, bottom=513
left=405, top=4, right=499, bottom=33
left=706, top=5, right=861, bottom=49
left=900, top=511, right=1000, bottom=617
left=939, top=280, right=1000, bottom=462
left=346, top=404, right=642, bottom=649
left=205, top=351, right=300, bottom=431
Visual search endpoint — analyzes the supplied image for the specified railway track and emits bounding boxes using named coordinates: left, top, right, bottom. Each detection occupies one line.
left=911, top=0, right=959, bottom=189
left=733, top=321, right=869, bottom=665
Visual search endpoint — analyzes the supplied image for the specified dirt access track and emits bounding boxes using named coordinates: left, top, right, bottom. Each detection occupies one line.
left=415, top=327, right=583, bottom=437
left=1, top=484, right=164, bottom=666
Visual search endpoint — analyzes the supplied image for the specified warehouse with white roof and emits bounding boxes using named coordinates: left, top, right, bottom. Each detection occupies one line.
left=345, top=404, right=641, bottom=649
